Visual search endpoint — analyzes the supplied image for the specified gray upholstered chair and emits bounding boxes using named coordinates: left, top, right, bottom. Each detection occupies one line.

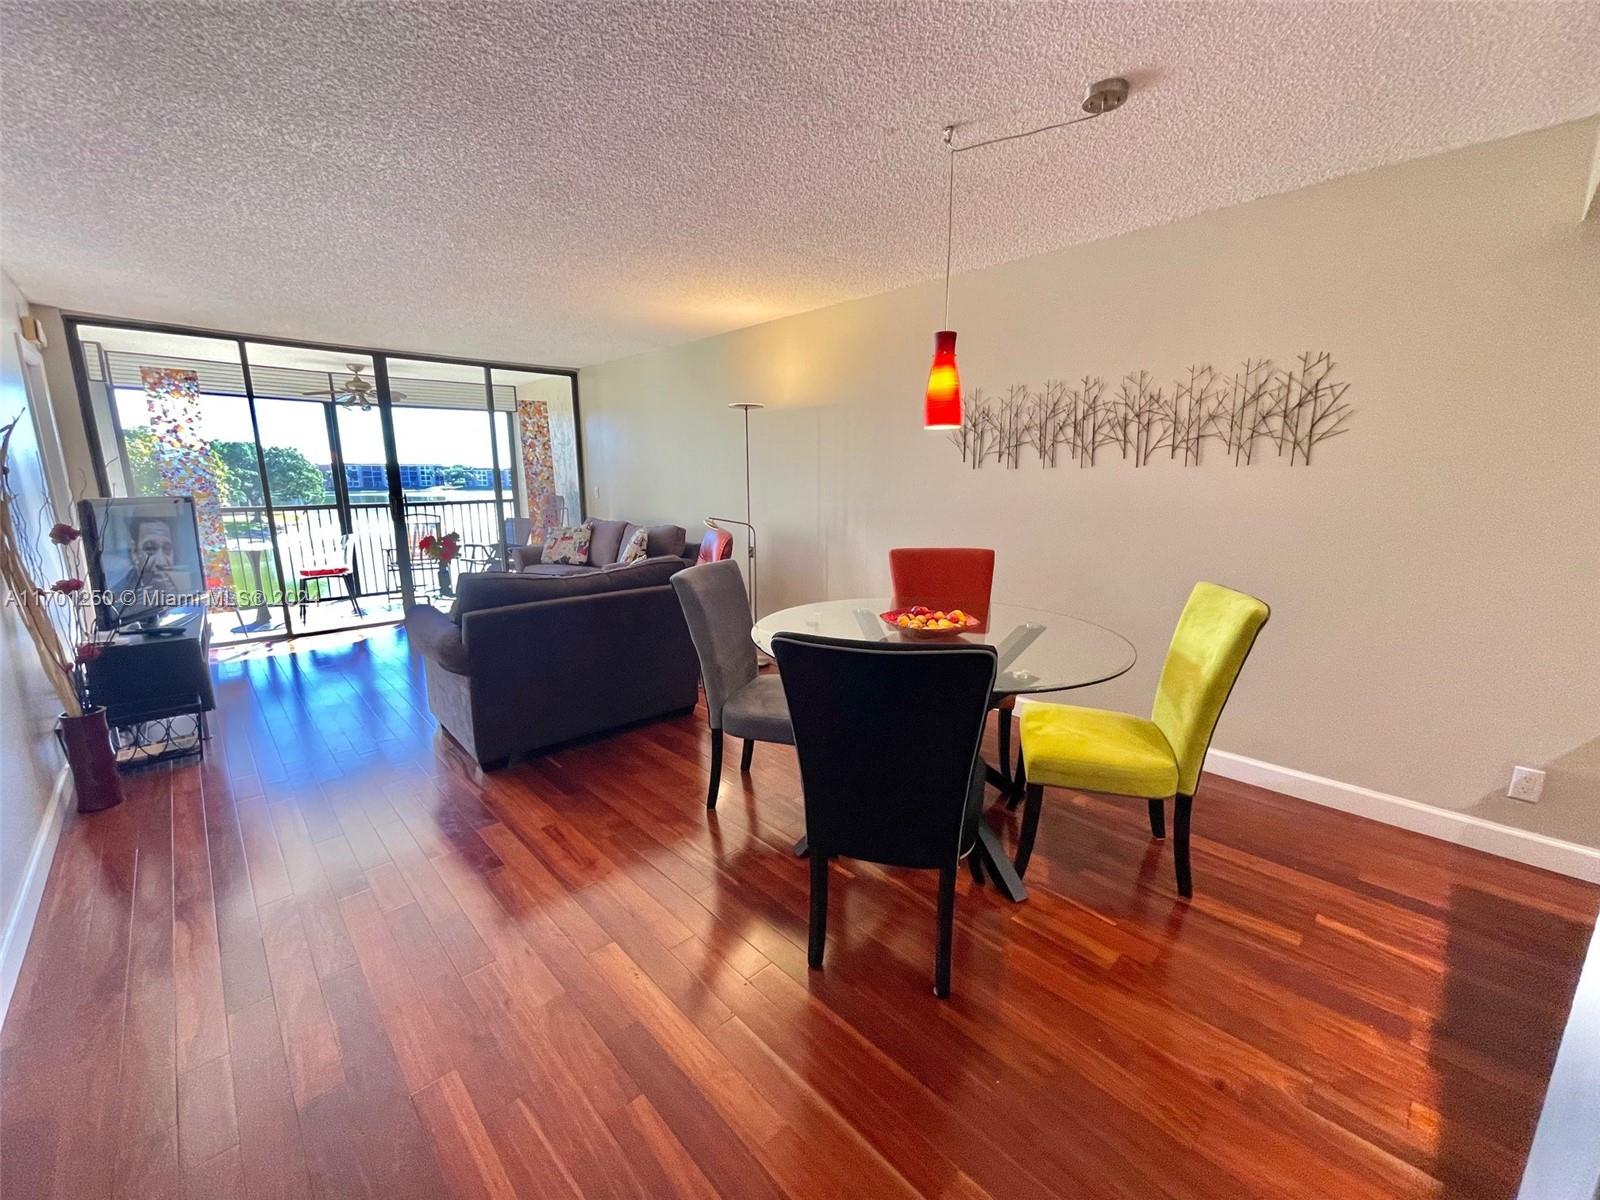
left=670, top=560, right=793, bottom=807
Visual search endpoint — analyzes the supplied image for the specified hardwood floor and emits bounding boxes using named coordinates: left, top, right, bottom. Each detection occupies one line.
left=3, top=626, right=1595, bottom=1200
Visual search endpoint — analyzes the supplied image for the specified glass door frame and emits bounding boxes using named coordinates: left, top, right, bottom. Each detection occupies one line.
left=63, top=313, right=582, bottom=642
left=236, top=340, right=294, bottom=638
left=370, top=354, right=415, bottom=612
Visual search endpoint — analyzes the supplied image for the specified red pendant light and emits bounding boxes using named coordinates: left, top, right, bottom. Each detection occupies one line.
left=925, top=126, right=962, bottom=429
left=924, top=330, right=961, bottom=428
left=919, top=83, right=1130, bottom=430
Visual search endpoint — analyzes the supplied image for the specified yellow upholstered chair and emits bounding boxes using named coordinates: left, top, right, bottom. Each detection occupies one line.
left=1014, top=582, right=1269, bottom=898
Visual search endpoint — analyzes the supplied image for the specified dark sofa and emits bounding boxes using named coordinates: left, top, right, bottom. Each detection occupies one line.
left=405, top=521, right=702, bottom=767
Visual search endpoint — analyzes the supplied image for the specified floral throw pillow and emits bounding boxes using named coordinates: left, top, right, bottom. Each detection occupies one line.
left=617, top=527, right=649, bottom=566
left=541, top=522, right=593, bottom=565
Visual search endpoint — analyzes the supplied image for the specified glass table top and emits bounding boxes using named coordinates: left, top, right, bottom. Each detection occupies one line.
left=752, top=597, right=1137, bottom=696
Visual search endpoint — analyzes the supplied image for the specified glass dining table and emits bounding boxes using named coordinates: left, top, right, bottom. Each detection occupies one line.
left=752, top=598, right=1137, bottom=901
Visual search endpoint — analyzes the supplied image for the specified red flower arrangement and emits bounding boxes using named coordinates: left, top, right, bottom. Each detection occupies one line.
left=418, top=532, right=461, bottom=564
left=49, top=553, right=108, bottom=711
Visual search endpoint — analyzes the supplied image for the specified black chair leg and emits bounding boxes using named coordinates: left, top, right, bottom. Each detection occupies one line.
left=997, top=707, right=1013, bottom=788
left=1015, top=783, right=1045, bottom=879
left=966, top=845, right=985, bottom=885
left=706, top=729, right=723, bottom=809
left=347, top=574, right=363, bottom=616
left=934, top=863, right=957, bottom=998
left=808, top=855, right=829, bottom=969
left=1147, top=797, right=1166, bottom=840
left=1174, top=793, right=1193, bottom=898
left=740, top=738, right=755, bottom=772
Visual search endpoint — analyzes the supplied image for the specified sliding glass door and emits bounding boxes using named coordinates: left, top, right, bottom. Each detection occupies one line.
left=385, top=358, right=514, bottom=602
left=242, top=342, right=400, bottom=637
left=70, top=319, right=580, bottom=646
left=75, top=325, right=277, bottom=644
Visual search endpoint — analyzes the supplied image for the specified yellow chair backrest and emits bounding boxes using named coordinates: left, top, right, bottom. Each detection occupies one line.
left=1150, top=582, right=1270, bottom=796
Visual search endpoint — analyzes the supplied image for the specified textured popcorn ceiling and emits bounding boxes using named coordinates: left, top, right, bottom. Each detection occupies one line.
left=2, top=2, right=1597, bottom=367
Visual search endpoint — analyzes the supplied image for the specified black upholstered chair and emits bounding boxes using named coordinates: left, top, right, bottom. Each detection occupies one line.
left=771, top=632, right=997, bottom=999
left=671, top=561, right=793, bottom=807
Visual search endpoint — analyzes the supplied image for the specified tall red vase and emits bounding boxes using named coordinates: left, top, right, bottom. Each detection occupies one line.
left=57, top=706, right=124, bottom=813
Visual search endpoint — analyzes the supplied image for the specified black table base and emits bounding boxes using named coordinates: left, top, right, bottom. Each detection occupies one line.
left=973, top=824, right=1027, bottom=902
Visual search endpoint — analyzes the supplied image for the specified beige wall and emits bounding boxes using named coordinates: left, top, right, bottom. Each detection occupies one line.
left=579, top=118, right=1600, bottom=847
left=1, top=272, right=74, bottom=1006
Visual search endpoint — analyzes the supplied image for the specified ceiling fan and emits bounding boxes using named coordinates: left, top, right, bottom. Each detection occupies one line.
left=300, top=363, right=407, bottom=410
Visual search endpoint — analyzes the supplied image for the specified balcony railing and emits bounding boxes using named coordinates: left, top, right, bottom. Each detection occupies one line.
left=220, top=496, right=514, bottom=607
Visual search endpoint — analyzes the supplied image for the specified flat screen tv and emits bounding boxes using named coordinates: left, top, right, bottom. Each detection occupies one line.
left=79, top=495, right=206, bottom=630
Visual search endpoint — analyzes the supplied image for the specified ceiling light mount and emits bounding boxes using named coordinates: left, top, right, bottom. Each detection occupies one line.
left=1082, top=76, right=1129, bottom=116
left=945, top=76, right=1131, bottom=156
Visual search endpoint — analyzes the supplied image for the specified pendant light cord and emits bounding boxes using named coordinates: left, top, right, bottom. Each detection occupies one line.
left=940, top=110, right=1104, bottom=329
left=942, top=128, right=955, bottom=329
left=951, top=109, right=1102, bottom=157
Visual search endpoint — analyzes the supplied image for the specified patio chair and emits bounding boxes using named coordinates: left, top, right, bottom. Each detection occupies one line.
left=297, top=533, right=362, bottom=621
left=385, top=513, right=442, bottom=596
left=459, top=517, right=535, bottom=573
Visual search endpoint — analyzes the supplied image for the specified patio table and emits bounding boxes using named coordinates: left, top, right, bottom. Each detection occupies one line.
left=232, top=538, right=275, bottom=631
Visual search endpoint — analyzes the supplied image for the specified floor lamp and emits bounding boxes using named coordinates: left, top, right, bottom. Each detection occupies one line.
left=707, top=400, right=763, bottom=623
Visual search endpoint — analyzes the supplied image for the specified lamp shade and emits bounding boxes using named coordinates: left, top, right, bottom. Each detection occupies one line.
left=923, top=329, right=962, bottom=429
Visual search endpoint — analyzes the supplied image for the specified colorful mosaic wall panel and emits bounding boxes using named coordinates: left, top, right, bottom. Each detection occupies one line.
left=140, top=367, right=235, bottom=593
left=515, top=394, right=560, bottom=534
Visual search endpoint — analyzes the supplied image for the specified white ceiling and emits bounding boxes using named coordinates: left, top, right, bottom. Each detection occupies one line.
left=2, top=1, right=1597, bottom=368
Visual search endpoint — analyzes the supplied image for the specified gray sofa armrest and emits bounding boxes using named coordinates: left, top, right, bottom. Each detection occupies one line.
left=510, top=544, right=543, bottom=570
left=404, top=603, right=470, bottom=674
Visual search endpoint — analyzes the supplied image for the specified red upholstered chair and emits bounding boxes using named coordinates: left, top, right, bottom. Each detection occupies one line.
left=889, top=547, right=996, bottom=629
left=697, top=527, right=734, bottom=565
left=888, top=547, right=1018, bottom=782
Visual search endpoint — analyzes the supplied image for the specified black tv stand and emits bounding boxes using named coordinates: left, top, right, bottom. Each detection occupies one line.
left=130, top=610, right=192, bottom=637
left=87, top=606, right=214, bottom=767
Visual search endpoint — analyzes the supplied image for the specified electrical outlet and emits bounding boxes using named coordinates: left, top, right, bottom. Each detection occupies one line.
left=1507, top=766, right=1546, bottom=803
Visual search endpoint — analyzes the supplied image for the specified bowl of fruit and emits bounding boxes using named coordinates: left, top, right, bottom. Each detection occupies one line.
left=878, top=606, right=981, bottom=639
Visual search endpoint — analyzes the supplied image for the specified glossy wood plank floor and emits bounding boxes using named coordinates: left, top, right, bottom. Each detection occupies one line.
left=4, top=628, right=1595, bottom=1200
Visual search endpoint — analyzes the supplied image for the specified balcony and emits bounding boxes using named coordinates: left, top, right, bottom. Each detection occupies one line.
left=213, top=495, right=515, bottom=642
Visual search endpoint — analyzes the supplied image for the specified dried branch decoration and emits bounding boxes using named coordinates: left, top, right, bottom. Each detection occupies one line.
left=0, top=416, right=80, bottom=714
left=947, top=352, right=1352, bottom=470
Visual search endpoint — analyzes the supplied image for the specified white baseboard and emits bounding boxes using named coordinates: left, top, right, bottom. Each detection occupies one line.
left=0, top=766, right=71, bottom=1020
left=1205, top=749, right=1600, bottom=884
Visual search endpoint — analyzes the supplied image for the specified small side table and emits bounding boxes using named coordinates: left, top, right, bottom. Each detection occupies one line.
left=232, top=539, right=275, bottom=631
left=87, top=607, right=215, bottom=768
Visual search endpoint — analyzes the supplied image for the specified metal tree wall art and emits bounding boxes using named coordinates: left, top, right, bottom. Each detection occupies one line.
left=948, top=351, right=1353, bottom=470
